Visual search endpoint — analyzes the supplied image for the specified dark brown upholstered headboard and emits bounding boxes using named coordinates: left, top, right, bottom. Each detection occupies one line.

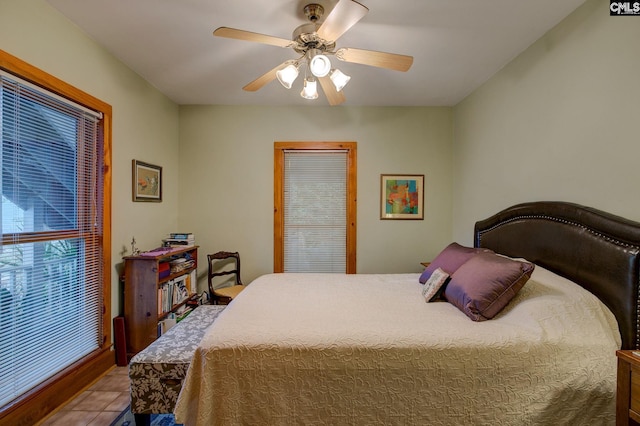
left=474, top=201, right=640, bottom=350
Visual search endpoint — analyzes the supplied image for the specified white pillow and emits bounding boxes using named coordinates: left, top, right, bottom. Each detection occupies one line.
left=422, top=267, right=449, bottom=302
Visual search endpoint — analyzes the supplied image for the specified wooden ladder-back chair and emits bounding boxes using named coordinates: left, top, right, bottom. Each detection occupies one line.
left=207, top=251, right=244, bottom=304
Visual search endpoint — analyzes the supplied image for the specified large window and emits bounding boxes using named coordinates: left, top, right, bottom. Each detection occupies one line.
left=274, top=142, right=357, bottom=273
left=0, top=50, right=111, bottom=418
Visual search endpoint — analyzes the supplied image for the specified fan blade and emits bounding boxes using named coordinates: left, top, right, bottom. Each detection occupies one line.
left=335, top=47, right=413, bottom=72
left=318, top=76, right=346, bottom=106
left=214, top=27, right=294, bottom=48
left=243, top=60, right=296, bottom=92
left=317, top=0, right=368, bottom=43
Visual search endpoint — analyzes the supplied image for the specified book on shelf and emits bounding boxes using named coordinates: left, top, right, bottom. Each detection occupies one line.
left=157, top=306, right=194, bottom=337
left=163, top=232, right=195, bottom=248
left=169, top=257, right=195, bottom=274
left=187, top=270, right=196, bottom=294
left=157, top=275, right=191, bottom=315
left=157, top=306, right=195, bottom=335
left=158, top=317, right=176, bottom=335
left=174, top=304, right=194, bottom=322
left=169, top=232, right=194, bottom=240
left=174, top=275, right=189, bottom=301
left=162, top=239, right=195, bottom=247
left=158, top=261, right=171, bottom=279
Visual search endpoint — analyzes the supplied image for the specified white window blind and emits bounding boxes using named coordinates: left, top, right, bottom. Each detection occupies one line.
left=283, top=150, right=347, bottom=273
left=0, top=72, right=103, bottom=407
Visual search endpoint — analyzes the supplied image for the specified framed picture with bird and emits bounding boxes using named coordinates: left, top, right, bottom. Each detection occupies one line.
left=132, top=159, right=162, bottom=202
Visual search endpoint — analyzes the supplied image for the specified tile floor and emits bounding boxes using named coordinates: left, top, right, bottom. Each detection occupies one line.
left=38, top=366, right=130, bottom=426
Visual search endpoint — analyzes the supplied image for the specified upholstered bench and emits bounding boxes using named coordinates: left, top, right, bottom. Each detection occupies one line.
left=128, top=305, right=225, bottom=425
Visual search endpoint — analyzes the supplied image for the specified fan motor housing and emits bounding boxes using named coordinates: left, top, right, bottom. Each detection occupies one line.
left=304, top=4, right=324, bottom=22
left=292, top=23, right=335, bottom=55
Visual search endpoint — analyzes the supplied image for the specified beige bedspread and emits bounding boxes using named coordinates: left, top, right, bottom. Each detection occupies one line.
left=174, top=267, right=620, bottom=425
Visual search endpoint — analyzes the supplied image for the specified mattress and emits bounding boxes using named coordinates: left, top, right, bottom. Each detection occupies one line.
left=174, top=266, right=620, bottom=425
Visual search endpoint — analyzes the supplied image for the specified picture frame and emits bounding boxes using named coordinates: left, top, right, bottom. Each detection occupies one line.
left=132, top=159, right=162, bottom=202
left=380, top=174, right=424, bottom=220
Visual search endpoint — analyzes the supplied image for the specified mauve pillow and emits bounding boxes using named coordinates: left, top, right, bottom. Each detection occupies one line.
left=444, top=252, right=535, bottom=321
left=419, top=243, right=491, bottom=284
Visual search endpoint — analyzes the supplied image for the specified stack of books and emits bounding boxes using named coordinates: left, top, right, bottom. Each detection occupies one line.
left=162, top=232, right=195, bottom=248
left=169, top=257, right=195, bottom=274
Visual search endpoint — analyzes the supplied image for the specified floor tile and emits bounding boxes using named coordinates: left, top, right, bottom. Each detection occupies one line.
left=71, top=390, right=121, bottom=412
left=109, top=366, right=129, bottom=376
left=88, top=411, right=122, bottom=426
left=103, top=392, right=130, bottom=412
left=63, top=390, right=91, bottom=410
left=89, top=374, right=129, bottom=392
left=45, top=410, right=100, bottom=426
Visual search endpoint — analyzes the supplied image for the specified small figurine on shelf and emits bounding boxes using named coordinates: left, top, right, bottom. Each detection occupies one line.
left=131, top=237, right=140, bottom=256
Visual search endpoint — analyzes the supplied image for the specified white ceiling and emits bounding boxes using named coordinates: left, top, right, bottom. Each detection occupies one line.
left=46, top=0, right=587, bottom=107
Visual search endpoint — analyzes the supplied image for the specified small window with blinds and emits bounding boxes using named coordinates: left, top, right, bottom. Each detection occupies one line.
left=274, top=142, right=357, bottom=274
left=284, top=151, right=347, bottom=272
left=0, top=69, right=107, bottom=408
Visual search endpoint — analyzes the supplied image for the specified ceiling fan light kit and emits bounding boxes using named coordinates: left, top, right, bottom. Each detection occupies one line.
left=213, top=0, right=413, bottom=105
left=301, top=78, right=319, bottom=100
left=309, top=50, right=331, bottom=77
left=329, top=68, right=350, bottom=92
left=276, top=64, right=300, bottom=89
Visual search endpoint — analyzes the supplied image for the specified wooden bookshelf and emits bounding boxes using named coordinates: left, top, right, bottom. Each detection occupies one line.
left=123, top=245, right=198, bottom=357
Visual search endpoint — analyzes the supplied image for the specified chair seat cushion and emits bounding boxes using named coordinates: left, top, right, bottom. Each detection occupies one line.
left=213, top=285, right=245, bottom=299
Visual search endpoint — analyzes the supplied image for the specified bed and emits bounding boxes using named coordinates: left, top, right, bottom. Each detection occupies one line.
left=174, top=201, right=640, bottom=425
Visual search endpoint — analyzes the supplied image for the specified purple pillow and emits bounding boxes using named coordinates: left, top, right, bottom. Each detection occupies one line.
left=444, top=252, right=535, bottom=321
left=419, top=243, right=491, bottom=284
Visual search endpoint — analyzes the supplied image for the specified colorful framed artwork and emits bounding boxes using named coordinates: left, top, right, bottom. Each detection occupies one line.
left=380, top=174, right=424, bottom=220
left=132, top=159, right=162, bottom=202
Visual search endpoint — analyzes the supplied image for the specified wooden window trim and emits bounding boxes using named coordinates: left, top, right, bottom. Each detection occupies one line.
left=0, top=49, right=113, bottom=425
left=274, top=141, right=357, bottom=274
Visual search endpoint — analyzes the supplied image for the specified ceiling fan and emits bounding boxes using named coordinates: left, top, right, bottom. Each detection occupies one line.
left=213, top=0, right=414, bottom=105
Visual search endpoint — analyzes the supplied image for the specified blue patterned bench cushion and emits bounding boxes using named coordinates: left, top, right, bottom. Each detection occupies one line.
left=129, top=305, right=225, bottom=414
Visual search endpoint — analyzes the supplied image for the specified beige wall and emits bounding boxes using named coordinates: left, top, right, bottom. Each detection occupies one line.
left=179, top=106, right=453, bottom=288
left=0, top=0, right=181, bottom=318
left=452, top=0, right=640, bottom=244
